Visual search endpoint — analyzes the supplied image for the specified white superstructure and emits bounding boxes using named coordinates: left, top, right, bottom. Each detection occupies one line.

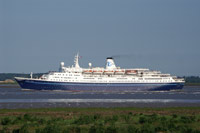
left=39, top=53, right=184, bottom=84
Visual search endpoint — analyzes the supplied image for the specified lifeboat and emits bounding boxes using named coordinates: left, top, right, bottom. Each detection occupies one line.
left=126, top=70, right=137, bottom=75
left=114, top=69, right=125, bottom=75
left=83, top=69, right=93, bottom=74
left=93, top=70, right=103, bottom=74
left=104, top=70, right=114, bottom=75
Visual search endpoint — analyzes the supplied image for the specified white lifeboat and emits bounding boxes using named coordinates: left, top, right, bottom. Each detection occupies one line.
left=104, top=70, right=114, bottom=75
left=126, top=70, right=137, bottom=75
left=83, top=69, right=93, bottom=74
left=114, top=69, right=125, bottom=75
left=93, top=69, right=103, bottom=75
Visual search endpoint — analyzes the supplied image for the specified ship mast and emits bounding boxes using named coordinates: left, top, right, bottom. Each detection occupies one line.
left=74, top=53, right=80, bottom=68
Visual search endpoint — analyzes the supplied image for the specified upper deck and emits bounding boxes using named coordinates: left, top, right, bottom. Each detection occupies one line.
left=34, top=54, right=184, bottom=84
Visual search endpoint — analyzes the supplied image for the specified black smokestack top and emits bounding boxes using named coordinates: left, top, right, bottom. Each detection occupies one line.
left=107, top=57, right=113, bottom=59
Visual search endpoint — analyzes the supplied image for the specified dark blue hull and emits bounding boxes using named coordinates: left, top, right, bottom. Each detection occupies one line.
left=15, top=78, right=184, bottom=91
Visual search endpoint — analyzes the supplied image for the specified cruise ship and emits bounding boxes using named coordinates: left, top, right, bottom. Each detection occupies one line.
left=15, top=54, right=184, bottom=91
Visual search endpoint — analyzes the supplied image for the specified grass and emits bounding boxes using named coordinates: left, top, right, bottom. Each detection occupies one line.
left=0, top=107, right=200, bottom=133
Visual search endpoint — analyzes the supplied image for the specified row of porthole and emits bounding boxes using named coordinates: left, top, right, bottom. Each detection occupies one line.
left=49, top=79, right=172, bottom=83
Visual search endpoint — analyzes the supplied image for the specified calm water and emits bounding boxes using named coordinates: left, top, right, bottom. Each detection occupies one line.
left=0, top=85, right=200, bottom=108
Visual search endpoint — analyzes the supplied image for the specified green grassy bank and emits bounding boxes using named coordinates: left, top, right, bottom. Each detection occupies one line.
left=0, top=107, right=200, bottom=133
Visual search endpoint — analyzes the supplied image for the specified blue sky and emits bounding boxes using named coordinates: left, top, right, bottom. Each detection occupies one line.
left=1, top=0, right=200, bottom=76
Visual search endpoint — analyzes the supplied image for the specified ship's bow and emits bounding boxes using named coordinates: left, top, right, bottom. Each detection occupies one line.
left=14, top=77, right=26, bottom=88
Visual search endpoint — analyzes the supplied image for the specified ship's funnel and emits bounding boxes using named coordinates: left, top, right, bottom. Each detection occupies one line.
left=106, top=57, right=116, bottom=69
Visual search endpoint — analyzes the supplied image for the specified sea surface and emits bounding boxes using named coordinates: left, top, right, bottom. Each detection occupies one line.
left=0, top=85, right=200, bottom=108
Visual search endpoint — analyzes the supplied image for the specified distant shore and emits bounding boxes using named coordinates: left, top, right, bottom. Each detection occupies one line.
left=0, top=79, right=16, bottom=84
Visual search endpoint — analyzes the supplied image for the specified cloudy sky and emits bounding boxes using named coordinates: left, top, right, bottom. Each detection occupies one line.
left=1, top=0, right=200, bottom=76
